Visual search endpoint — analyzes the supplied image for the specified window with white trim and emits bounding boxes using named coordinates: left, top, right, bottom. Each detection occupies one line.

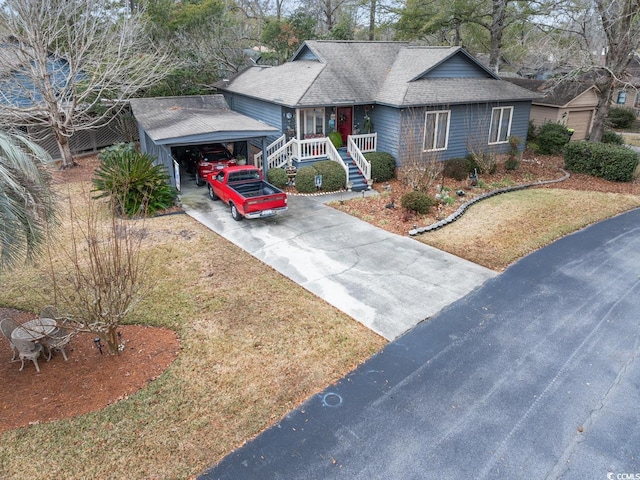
left=489, top=106, right=513, bottom=144
left=423, top=110, right=450, bottom=151
left=301, top=108, right=325, bottom=137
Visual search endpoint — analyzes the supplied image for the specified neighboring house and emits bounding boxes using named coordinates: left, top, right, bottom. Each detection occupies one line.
left=610, top=53, right=640, bottom=115
left=0, top=37, right=136, bottom=159
left=216, top=40, right=538, bottom=184
left=505, top=78, right=599, bottom=141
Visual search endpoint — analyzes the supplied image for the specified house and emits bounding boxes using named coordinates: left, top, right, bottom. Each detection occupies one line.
left=610, top=53, right=640, bottom=115
left=216, top=40, right=539, bottom=186
left=505, top=78, right=599, bottom=140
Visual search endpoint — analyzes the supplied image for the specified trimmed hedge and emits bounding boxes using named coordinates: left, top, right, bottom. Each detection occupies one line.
left=564, top=141, right=639, bottom=182
left=294, top=166, right=318, bottom=193
left=536, top=122, right=572, bottom=155
left=601, top=130, right=625, bottom=145
left=313, top=160, right=346, bottom=191
left=401, top=191, right=436, bottom=214
left=266, top=167, right=288, bottom=189
left=364, top=152, right=396, bottom=182
left=608, top=107, right=636, bottom=129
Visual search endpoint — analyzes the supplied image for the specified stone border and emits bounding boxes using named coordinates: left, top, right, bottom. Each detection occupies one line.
left=408, top=169, right=570, bottom=236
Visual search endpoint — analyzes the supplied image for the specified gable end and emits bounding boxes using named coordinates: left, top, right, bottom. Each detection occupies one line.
left=415, top=50, right=496, bottom=80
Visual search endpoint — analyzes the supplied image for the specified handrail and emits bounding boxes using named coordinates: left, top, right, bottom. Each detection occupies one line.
left=267, top=139, right=295, bottom=170
left=347, top=136, right=371, bottom=180
left=325, top=139, right=350, bottom=188
left=297, top=137, right=328, bottom=160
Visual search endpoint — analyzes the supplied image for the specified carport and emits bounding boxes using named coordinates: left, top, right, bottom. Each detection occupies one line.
left=129, top=95, right=279, bottom=190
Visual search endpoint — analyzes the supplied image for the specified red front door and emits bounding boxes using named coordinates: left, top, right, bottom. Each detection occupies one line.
left=336, top=107, right=352, bottom=145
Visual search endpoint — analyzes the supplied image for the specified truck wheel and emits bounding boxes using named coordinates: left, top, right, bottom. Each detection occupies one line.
left=208, top=184, right=218, bottom=201
left=195, top=172, right=204, bottom=186
left=230, top=202, right=244, bottom=221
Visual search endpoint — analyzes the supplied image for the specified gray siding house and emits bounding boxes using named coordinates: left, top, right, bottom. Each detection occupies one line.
left=217, top=40, right=538, bottom=184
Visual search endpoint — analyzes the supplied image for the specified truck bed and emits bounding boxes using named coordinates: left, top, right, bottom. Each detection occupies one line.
left=231, top=181, right=281, bottom=198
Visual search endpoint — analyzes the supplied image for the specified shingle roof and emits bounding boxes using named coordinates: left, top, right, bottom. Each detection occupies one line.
left=505, top=78, right=597, bottom=107
left=129, top=95, right=278, bottom=143
left=219, top=41, right=538, bottom=108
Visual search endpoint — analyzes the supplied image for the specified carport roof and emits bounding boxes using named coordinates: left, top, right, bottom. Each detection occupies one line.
left=129, top=95, right=279, bottom=145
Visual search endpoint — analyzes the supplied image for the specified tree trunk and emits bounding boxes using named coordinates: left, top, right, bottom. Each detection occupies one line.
left=590, top=73, right=615, bottom=143
left=368, top=0, right=376, bottom=40
left=54, top=132, right=77, bottom=169
left=489, top=0, right=506, bottom=73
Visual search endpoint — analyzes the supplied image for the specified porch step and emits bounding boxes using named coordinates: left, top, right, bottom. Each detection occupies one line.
left=338, top=148, right=368, bottom=192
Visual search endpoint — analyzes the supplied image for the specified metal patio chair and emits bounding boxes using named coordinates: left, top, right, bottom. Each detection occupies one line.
left=12, top=337, right=44, bottom=372
left=0, top=317, right=20, bottom=362
left=44, top=326, right=72, bottom=361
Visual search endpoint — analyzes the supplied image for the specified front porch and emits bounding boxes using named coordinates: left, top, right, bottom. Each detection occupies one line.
left=253, top=133, right=378, bottom=191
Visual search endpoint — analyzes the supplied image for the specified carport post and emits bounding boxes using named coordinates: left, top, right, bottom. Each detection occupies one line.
left=261, top=137, right=269, bottom=176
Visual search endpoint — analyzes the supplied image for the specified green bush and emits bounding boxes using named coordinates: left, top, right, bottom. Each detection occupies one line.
left=266, top=167, right=288, bottom=189
left=328, top=131, right=343, bottom=149
left=504, top=157, right=520, bottom=170
left=93, top=147, right=177, bottom=217
left=601, top=130, right=625, bottom=145
left=536, top=122, right=572, bottom=155
left=527, top=120, right=537, bottom=142
left=608, top=106, right=636, bottom=129
left=444, top=157, right=476, bottom=180
left=401, top=191, right=436, bottom=214
left=364, top=152, right=396, bottom=182
left=564, top=141, right=639, bottom=182
left=313, top=160, right=346, bottom=191
left=98, top=142, right=137, bottom=162
left=294, top=166, right=318, bottom=193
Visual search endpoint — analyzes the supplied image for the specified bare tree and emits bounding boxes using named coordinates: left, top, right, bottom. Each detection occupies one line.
left=0, top=0, right=171, bottom=169
left=398, top=108, right=444, bottom=192
left=47, top=189, right=151, bottom=354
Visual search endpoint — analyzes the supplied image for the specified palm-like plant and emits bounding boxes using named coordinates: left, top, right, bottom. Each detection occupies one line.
left=0, top=131, right=56, bottom=270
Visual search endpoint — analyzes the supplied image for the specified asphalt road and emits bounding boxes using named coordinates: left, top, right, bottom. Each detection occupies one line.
left=201, top=207, right=640, bottom=479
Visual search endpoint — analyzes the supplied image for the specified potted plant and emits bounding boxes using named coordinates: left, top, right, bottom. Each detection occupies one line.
left=328, top=131, right=343, bottom=149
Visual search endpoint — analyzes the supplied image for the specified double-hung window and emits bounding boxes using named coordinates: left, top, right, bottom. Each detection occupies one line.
left=489, top=106, right=513, bottom=144
left=301, top=108, right=325, bottom=137
left=423, top=110, right=450, bottom=151
left=617, top=91, right=627, bottom=104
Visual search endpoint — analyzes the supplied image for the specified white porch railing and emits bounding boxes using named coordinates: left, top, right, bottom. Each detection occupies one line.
left=254, top=134, right=286, bottom=169
left=257, top=133, right=376, bottom=187
left=349, top=132, right=377, bottom=153
left=347, top=135, right=371, bottom=180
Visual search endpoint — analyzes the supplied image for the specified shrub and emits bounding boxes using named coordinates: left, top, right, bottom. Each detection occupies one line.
left=364, top=152, right=396, bottom=182
left=608, top=106, right=636, bottom=129
left=536, top=122, right=572, bottom=155
left=564, top=141, right=639, bottom=182
left=267, top=167, right=288, bottom=189
left=401, top=191, right=436, bottom=214
left=470, top=152, right=497, bottom=174
left=444, top=157, right=476, bottom=180
left=527, top=120, right=537, bottom=142
left=313, top=160, right=346, bottom=191
left=601, top=130, right=625, bottom=145
left=93, top=147, right=177, bottom=217
left=98, top=142, right=137, bottom=162
left=504, top=157, right=520, bottom=171
left=328, top=131, right=343, bottom=149
left=294, top=166, right=318, bottom=193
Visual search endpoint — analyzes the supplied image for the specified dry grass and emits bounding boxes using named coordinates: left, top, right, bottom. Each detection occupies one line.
left=0, top=179, right=385, bottom=478
left=417, top=188, right=640, bottom=271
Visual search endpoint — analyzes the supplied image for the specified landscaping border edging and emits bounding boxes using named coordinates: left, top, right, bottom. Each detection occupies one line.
left=408, top=169, right=570, bottom=236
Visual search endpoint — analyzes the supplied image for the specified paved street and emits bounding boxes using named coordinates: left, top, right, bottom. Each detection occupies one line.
left=200, top=207, right=640, bottom=479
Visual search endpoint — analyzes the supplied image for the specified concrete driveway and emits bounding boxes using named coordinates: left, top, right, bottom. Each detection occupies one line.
left=178, top=181, right=496, bottom=340
left=200, top=207, right=640, bottom=479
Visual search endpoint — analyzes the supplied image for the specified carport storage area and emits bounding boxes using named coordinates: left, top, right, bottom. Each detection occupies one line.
left=129, top=95, right=279, bottom=190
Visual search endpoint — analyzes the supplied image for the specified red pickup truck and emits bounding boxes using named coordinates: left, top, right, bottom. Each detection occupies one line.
left=194, top=144, right=236, bottom=186
left=205, top=166, right=288, bottom=221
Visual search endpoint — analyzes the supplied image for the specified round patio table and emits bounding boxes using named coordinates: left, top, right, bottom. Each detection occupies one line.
left=11, top=318, right=57, bottom=341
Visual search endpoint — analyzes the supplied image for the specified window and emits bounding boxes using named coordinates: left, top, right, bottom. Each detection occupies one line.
left=489, top=106, right=513, bottom=144
left=635, top=92, right=640, bottom=108
left=301, top=108, right=325, bottom=137
left=617, top=91, right=627, bottom=104
left=423, top=110, right=450, bottom=151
